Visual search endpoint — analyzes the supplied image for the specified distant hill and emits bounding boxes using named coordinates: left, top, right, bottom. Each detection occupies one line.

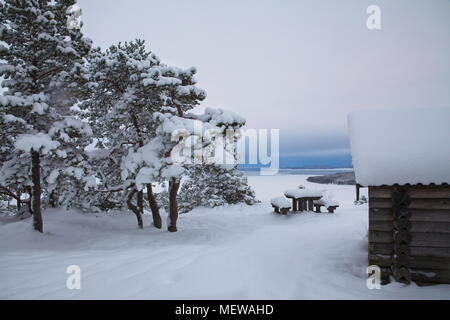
left=307, top=172, right=356, bottom=185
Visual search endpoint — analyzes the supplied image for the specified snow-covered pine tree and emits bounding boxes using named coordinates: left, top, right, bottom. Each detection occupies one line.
left=153, top=66, right=206, bottom=232
left=81, top=39, right=208, bottom=230
left=80, top=40, right=170, bottom=229
left=0, top=0, right=92, bottom=232
left=145, top=107, right=247, bottom=231
left=176, top=164, right=257, bottom=213
left=174, top=108, right=257, bottom=213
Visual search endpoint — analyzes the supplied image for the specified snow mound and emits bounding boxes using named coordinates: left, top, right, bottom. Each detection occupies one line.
left=348, top=107, right=450, bottom=186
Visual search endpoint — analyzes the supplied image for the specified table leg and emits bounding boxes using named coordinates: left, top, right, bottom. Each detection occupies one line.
left=307, top=199, right=313, bottom=211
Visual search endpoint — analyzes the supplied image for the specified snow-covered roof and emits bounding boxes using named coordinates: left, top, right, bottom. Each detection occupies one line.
left=348, top=107, right=450, bottom=186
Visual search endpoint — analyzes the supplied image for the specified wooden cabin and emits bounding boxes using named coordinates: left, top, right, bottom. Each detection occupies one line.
left=348, top=107, right=450, bottom=285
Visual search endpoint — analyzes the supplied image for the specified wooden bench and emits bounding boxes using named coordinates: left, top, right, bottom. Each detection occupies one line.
left=271, top=197, right=291, bottom=215
left=313, top=199, right=339, bottom=213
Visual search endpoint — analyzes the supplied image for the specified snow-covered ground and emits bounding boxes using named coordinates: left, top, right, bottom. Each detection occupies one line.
left=0, top=174, right=449, bottom=300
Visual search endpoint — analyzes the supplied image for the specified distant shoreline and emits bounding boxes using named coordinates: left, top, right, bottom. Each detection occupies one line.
left=241, top=168, right=354, bottom=177
left=239, top=167, right=353, bottom=172
left=306, top=172, right=356, bottom=185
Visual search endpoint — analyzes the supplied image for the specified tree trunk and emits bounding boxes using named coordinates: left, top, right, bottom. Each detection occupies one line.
left=168, top=178, right=180, bottom=232
left=147, top=184, right=162, bottom=229
left=48, top=190, right=58, bottom=208
left=137, top=190, right=144, bottom=214
left=17, top=190, right=21, bottom=212
left=25, top=186, right=33, bottom=216
left=31, top=150, right=43, bottom=233
left=127, top=189, right=143, bottom=229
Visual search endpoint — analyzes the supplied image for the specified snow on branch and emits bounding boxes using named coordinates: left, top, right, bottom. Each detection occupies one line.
left=14, top=133, right=60, bottom=154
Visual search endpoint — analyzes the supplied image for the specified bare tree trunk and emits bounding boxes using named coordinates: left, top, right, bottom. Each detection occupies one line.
left=168, top=178, right=180, bottom=232
left=167, top=100, right=183, bottom=233
left=31, top=150, right=43, bottom=233
left=48, top=190, right=58, bottom=208
left=137, top=190, right=144, bottom=214
left=25, top=186, right=33, bottom=216
left=147, top=184, right=161, bottom=229
left=17, top=190, right=21, bottom=212
left=127, top=189, right=143, bottom=229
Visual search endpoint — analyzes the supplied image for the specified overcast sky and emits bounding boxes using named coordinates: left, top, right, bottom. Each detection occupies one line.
left=77, top=0, right=450, bottom=166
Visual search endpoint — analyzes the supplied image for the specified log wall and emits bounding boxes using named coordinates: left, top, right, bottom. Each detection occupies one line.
left=368, top=185, right=450, bottom=285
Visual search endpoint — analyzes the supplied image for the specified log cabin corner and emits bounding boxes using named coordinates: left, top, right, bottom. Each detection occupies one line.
left=348, top=107, right=450, bottom=285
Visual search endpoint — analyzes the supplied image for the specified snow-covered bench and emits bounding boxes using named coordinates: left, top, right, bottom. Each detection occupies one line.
left=313, top=199, right=339, bottom=213
left=284, top=189, right=323, bottom=212
left=270, top=197, right=291, bottom=215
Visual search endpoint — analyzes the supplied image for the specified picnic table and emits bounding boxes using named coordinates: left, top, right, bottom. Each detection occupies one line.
left=284, top=189, right=323, bottom=212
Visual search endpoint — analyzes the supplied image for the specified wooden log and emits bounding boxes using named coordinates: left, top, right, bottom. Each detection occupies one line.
left=370, top=220, right=450, bottom=234
left=369, top=230, right=450, bottom=247
left=408, top=256, right=450, bottom=270
left=370, top=198, right=450, bottom=210
left=393, top=242, right=410, bottom=256
left=410, top=269, right=450, bottom=284
left=369, top=220, right=393, bottom=232
left=392, top=267, right=411, bottom=284
left=369, top=208, right=450, bottom=222
left=410, top=209, right=450, bottom=222
left=370, top=186, right=450, bottom=199
left=393, top=231, right=412, bottom=245
left=392, top=255, right=410, bottom=268
left=369, top=243, right=393, bottom=256
left=410, top=199, right=450, bottom=210
left=394, top=219, right=412, bottom=231
left=369, top=230, right=394, bottom=243
left=380, top=267, right=392, bottom=284
left=394, top=208, right=412, bottom=219
left=368, top=254, right=392, bottom=267
left=369, top=208, right=393, bottom=221
left=369, top=187, right=392, bottom=199
left=369, top=254, right=450, bottom=270
left=369, top=198, right=393, bottom=209
left=370, top=243, right=450, bottom=258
